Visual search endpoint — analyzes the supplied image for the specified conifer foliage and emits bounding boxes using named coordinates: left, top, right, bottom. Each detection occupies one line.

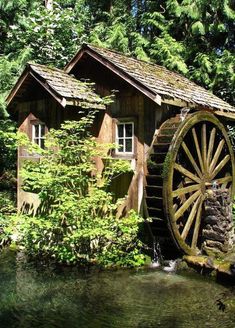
left=0, top=0, right=234, bottom=115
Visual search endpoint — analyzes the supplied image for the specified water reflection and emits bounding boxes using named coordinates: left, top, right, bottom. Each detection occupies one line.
left=0, top=249, right=235, bottom=328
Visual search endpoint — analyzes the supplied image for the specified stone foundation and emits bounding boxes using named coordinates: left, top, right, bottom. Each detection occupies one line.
left=202, top=189, right=234, bottom=257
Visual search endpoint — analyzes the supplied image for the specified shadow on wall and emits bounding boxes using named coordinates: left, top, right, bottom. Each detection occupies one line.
left=109, top=172, right=133, bottom=202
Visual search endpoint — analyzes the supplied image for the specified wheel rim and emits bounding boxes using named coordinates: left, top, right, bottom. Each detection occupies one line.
left=163, top=112, right=235, bottom=255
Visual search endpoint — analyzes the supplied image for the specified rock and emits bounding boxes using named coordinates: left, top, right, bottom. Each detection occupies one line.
left=204, top=208, right=218, bottom=216
left=204, top=215, right=218, bottom=225
left=205, top=240, right=229, bottom=253
left=202, top=189, right=234, bottom=257
left=203, top=230, right=226, bottom=242
left=213, top=224, right=227, bottom=234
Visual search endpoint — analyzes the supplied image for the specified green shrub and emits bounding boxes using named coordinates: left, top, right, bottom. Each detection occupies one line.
left=9, top=113, right=145, bottom=267
left=0, top=191, right=16, bottom=247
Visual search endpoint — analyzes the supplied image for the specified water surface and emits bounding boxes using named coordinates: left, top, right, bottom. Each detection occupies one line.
left=0, top=249, right=235, bottom=328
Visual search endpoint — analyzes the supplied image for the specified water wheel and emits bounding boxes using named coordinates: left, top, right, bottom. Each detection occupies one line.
left=146, top=111, right=235, bottom=256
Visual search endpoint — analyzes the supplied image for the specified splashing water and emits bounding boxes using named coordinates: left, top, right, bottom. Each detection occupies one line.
left=150, top=239, right=162, bottom=268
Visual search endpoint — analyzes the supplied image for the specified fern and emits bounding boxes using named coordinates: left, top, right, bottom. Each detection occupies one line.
left=142, top=11, right=167, bottom=32
left=166, top=0, right=182, bottom=17
left=150, top=32, right=188, bottom=75
left=180, top=0, right=201, bottom=20
left=130, top=32, right=150, bottom=62
left=107, top=22, right=129, bottom=53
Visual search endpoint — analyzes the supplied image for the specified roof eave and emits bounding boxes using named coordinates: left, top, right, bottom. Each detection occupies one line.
left=215, top=111, right=235, bottom=120
left=30, top=71, right=66, bottom=107
left=65, top=45, right=162, bottom=106
left=6, top=65, right=67, bottom=109
left=85, top=47, right=163, bottom=106
left=66, top=98, right=105, bottom=110
left=6, top=65, right=30, bottom=107
left=7, top=62, right=105, bottom=111
left=65, top=44, right=235, bottom=113
left=64, top=45, right=86, bottom=73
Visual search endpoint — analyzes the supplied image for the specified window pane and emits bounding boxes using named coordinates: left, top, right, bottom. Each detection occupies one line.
left=125, top=139, right=132, bottom=152
left=118, top=124, right=124, bottom=138
left=32, top=123, right=46, bottom=149
left=34, top=125, right=39, bottom=138
left=125, top=124, right=133, bottom=138
left=41, top=138, right=45, bottom=149
left=116, top=122, right=134, bottom=154
left=40, top=124, right=45, bottom=136
left=118, top=138, right=124, bottom=152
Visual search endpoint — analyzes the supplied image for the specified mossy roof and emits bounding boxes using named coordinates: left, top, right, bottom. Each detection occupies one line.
left=66, top=44, right=235, bottom=113
left=7, top=62, right=105, bottom=110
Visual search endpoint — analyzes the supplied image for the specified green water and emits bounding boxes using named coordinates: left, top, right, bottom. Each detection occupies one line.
left=0, top=249, right=235, bottom=328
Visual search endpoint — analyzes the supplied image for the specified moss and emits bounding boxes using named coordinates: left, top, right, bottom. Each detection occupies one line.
left=183, top=254, right=235, bottom=279
left=161, top=152, right=173, bottom=179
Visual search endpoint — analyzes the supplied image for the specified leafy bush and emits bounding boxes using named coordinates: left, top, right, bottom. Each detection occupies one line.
left=9, top=113, right=145, bottom=267
left=0, top=119, right=17, bottom=176
left=0, top=191, right=16, bottom=247
left=0, top=119, right=17, bottom=247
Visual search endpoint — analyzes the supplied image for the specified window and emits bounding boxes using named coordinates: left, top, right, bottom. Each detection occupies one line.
left=116, top=122, right=134, bottom=154
left=32, top=123, right=46, bottom=149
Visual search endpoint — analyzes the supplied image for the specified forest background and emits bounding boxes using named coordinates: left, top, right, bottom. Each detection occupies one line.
left=0, top=0, right=235, bottom=116
left=0, top=0, right=234, bottom=264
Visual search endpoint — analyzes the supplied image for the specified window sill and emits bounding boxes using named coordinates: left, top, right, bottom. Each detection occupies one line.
left=112, top=153, right=136, bottom=160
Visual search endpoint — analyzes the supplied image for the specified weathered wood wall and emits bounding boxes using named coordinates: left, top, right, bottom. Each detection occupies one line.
left=17, top=97, right=63, bottom=211
left=71, top=58, right=173, bottom=214
left=15, top=57, right=180, bottom=216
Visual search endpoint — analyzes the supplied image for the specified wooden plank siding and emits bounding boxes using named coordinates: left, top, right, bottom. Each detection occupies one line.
left=82, top=69, right=165, bottom=214
left=17, top=98, right=63, bottom=211
left=13, top=53, right=181, bottom=216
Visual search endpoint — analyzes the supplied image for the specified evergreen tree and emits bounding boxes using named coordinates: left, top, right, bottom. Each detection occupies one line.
left=0, top=0, right=234, bottom=110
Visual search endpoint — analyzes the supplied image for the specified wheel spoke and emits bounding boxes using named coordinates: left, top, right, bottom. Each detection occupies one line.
left=209, top=139, right=225, bottom=174
left=172, top=184, right=200, bottom=198
left=207, top=127, right=216, bottom=168
left=201, top=124, right=207, bottom=173
left=191, top=198, right=203, bottom=249
left=173, top=203, right=178, bottom=214
left=210, top=155, right=230, bottom=180
left=181, top=141, right=202, bottom=178
left=215, top=175, right=232, bottom=185
left=181, top=196, right=201, bottom=241
left=174, top=190, right=201, bottom=221
left=174, top=163, right=201, bottom=183
left=192, top=128, right=204, bottom=172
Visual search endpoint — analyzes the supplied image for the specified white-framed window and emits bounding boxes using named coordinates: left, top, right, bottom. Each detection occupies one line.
left=32, top=123, right=46, bottom=149
left=116, top=122, right=134, bottom=154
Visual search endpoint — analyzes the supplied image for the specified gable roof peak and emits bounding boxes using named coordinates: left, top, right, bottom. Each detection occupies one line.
left=65, top=43, right=235, bottom=113
left=7, top=61, right=105, bottom=110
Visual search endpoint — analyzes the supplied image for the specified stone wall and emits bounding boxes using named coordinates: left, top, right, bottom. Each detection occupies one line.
left=202, top=189, right=234, bottom=257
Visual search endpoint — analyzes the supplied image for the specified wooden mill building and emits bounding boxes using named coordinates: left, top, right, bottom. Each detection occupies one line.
left=7, top=44, right=235, bottom=256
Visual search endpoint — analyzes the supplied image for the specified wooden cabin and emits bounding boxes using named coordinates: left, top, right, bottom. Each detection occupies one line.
left=7, top=44, right=235, bottom=255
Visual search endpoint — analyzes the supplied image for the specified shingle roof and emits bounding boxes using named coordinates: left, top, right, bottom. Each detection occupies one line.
left=7, top=62, right=105, bottom=110
left=66, top=44, right=235, bottom=113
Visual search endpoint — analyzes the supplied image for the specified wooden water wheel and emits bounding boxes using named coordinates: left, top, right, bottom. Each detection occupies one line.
left=145, top=111, right=235, bottom=256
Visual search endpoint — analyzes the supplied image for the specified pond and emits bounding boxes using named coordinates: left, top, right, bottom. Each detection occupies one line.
left=0, top=249, right=235, bottom=328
